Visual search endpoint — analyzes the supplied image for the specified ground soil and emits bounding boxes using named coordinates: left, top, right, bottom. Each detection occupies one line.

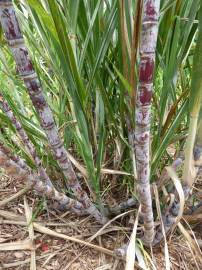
left=0, top=174, right=201, bottom=269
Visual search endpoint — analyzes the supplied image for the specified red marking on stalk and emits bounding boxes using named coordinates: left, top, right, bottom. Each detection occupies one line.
left=139, top=58, right=154, bottom=83
left=2, top=8, right=21, bottom=39
left=3, top=8, right=16, bottom=38
left=136, top=132, right=149, bottom=143
left=29, top=80, right=39, bottom=93
left=136, top=108, right=150, bottom=126
left=8, top=24, right=15, bottom=38
left=19, top=48, right=33, bottom=72
left=32, top=95, right=46, bottom=109
left=146, top=0, right=156, bottom=16
left=139, top=87, right=152, bottom=105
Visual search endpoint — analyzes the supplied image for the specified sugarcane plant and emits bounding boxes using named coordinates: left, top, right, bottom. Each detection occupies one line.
left=151, top=0, right=202, bottom=246
left=0, top=93, right=53, bottom=187
left=0, top=143, right=87, bottom=216
left=0, top=0, right=105, bottom=224
left=134, top=0, right=160, bottom=245
left=133, top=0, right=202, bottom=247
left=0, top=0, right=202, bottom=262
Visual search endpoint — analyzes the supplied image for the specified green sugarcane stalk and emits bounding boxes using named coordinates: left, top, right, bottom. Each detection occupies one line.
left=153, top=10, right=202, bottom=243
left=0, top=93, right=53, bottom=187
left=135, top=0, right=160, bottom=245
left=183, top=2, right=202, bottom=187
left=151, top=1, right=202, bottom=247
left=0, top=0, right=105, bottom=224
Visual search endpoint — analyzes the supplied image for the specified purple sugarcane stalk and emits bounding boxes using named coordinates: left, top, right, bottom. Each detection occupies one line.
left=0, top=94, right=53, bottom=187
left=0, top=141, right=29, bottom=171
left=135, top=0, right=160, bottom=244
left=0, top=145, right=86, bottom=216
left=153, top=144, right=202, bottom=245
left=0, top=0, right=105, bottom=224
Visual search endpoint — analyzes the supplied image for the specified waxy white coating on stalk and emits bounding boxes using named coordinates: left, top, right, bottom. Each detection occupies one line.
left=0, top=148, right=87, bottom=215
left=135, top=0, right=160, bottom=244
left=0, top=0, right=105, bottom=224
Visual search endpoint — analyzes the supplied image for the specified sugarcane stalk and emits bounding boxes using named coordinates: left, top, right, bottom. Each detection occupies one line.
left=152, top=154, right=202, bottom=246
left=0, top=148, right=86, bottom=216
left=0, top=93, right=53, bottom=187
left=183, top=2, right=202, bottom=187
left=114, top=145, right=201, bottom=253
left=0, top=0, right=105, bottom=223
left=0, top=141, right=28, bottom=170
left=154, top=1, right=202, bottom=247
left=135, top=0, right=160, bottom=244
left=133, top=0, right=202, bottom=247
left=150, top=140, right=202, bottom=246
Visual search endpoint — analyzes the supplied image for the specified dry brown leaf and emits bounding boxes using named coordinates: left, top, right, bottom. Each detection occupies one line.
left=0, top=239, right=35, bottom=251
left=125, top=206, right=140, bottom=270
left=24, top=196, right=36, bottom=270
